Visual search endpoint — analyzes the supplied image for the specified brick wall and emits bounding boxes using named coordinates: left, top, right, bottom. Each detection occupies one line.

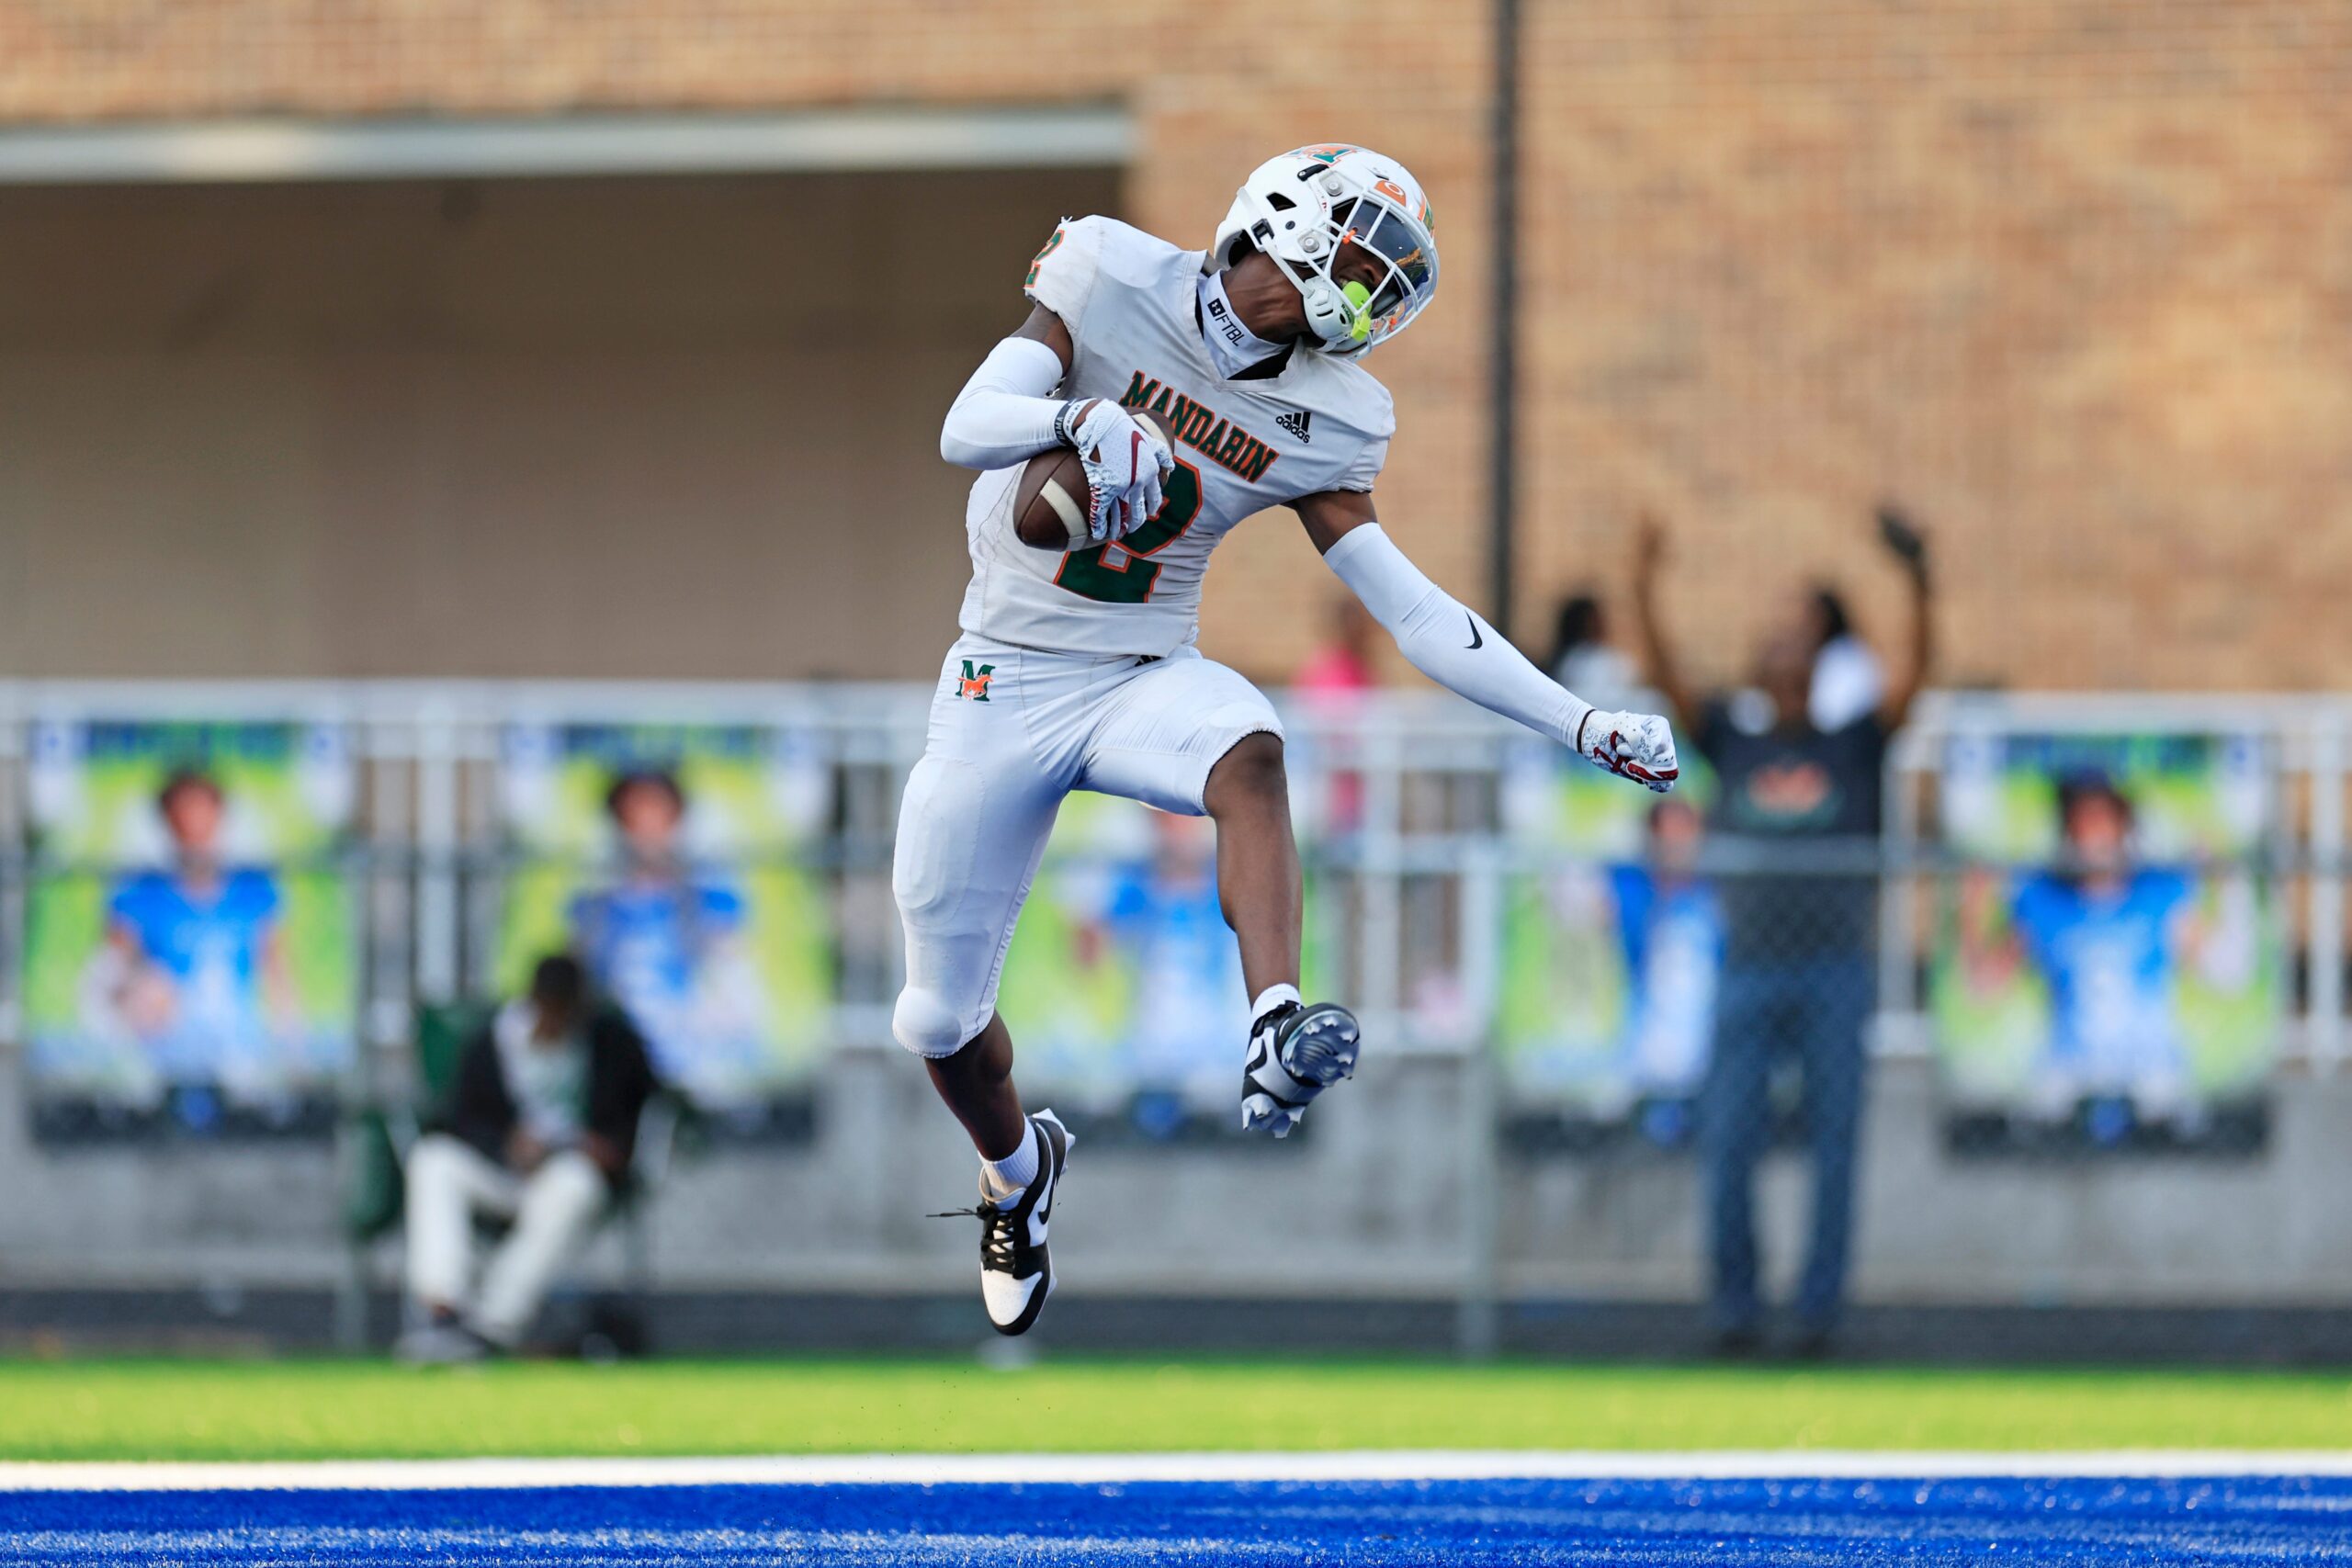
left=1, top=0, right=2346, bottom=690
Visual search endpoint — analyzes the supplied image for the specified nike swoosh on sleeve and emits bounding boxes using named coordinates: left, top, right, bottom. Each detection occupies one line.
left=1464, top=615, right=1484, bottom=650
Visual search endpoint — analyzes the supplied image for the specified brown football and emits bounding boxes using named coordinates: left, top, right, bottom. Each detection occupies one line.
left=1013, top=402, right=1176, bottom=551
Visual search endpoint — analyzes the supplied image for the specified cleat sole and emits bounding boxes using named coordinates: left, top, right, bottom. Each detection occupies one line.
left=1281, top=1005, right=1361, bottom=1089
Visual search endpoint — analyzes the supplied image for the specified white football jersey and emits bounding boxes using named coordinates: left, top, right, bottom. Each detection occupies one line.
left=956, top=216, right=1397, bottom=659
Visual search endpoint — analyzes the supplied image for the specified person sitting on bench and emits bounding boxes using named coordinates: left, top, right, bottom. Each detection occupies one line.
left=396, top=953, right=656, bottom=1360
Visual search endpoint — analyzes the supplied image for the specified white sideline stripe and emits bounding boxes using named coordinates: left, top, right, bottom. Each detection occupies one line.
left=4, top=1451, right=2352, bottom=1492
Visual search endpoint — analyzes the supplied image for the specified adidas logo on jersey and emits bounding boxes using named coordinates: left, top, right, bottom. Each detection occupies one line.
left=1274, top=410, right=1313, bottom=446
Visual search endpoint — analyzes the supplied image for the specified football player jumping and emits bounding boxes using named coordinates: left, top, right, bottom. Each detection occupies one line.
left=899, top=145, right=1679, bottom=1335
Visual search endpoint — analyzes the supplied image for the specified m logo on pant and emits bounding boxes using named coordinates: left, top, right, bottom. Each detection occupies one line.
left=957, top=660, right=996, bottom=702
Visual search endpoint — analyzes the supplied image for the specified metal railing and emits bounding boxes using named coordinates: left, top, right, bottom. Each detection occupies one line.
left=0, top=679, right=2344, bottom=1354
left=0, top=679, right=2341, bottom=1068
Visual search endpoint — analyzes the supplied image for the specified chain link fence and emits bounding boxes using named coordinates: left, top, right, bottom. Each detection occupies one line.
left=0, top=682, right=2342, bottom=1359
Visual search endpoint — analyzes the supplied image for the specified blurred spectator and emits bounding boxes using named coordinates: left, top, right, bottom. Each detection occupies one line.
left=1631, top=506, right=1934, bottom=1356
left=83, top=768, right=296, bottom=1105
left=1801, top=584, right=1885, bottom=731
left=1612, top=798, right=1725, bottom=1109
left=1097, top=812, right=1246, bottom=1113
left=571, top=769, right=765, bottom=1107
left=397, top=953, right=656, bottom=1360
left=1295, top=596, right=1381, bottom=699
left=1295, top=597, right=1381, bottom=835
left=1549, top=590, right=1639, bottom=712
left=1958, top=773, right=2252, bottom=1125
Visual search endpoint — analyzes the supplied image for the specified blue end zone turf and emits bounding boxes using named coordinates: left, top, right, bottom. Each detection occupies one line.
left=6, top=1475, right=2352, bottom=1565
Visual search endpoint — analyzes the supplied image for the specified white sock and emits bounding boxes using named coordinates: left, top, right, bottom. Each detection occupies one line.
left=979, top=1122, right=1039, bottom=1202
left=1250, top=983, right=1302, bottom=1027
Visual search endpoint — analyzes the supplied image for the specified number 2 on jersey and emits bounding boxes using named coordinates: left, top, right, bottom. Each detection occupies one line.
left=1054, top=457, right=1203, bottom=604
left=1024, top=226, right=1064, bottom=289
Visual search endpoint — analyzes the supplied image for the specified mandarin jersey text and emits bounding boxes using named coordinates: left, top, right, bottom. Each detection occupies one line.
left=956, top=216, right=1398, bottom=660
left=1117, top=372, right=1283, bottom=486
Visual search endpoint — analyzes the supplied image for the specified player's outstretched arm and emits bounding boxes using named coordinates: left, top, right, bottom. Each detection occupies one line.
left=1296, top=491, right=1679, bottom=792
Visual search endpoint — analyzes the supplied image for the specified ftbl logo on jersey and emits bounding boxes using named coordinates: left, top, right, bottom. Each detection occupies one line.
left=1116, top=371, right=1283, bottom=485
left=956, top=660, right=995, bottom=702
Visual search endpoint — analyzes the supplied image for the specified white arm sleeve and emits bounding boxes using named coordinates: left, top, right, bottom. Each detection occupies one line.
left=1323, top=523, right=1594, bottom=746
left=938, top=335, right=1068, bottom=470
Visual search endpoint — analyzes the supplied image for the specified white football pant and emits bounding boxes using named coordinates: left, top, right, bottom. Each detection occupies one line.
left=891, top=633, right=1282, bottom=1059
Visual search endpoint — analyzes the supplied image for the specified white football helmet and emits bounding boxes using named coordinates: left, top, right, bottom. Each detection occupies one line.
left=1208, top=144, right=1440, bottom=357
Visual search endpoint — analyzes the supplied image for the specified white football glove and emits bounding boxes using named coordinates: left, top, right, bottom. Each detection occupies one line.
left=1576, top=709, right=1679, bottom=793
left=1060, top=399, right=1172, bottom=543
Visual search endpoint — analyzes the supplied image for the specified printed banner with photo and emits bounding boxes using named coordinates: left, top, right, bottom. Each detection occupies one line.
left=21, top=719, right=358, bottom=1138
left=996, top=792, right=1333, bottom=1142
left=494, top=723, right=832, bottom=1121
left=1929, top=731, right=2279, bottom=1150
left=1496, top=741, right=1721, bottom=1148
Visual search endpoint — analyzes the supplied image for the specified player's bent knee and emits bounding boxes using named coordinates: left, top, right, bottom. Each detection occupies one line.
left=892, top=985, right=977, bottom=1060
left=1205, top=729, right=1287, bottom=811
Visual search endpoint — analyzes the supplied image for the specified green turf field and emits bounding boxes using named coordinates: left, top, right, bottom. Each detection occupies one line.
left=3, top=1359, right=2349, bottom=1461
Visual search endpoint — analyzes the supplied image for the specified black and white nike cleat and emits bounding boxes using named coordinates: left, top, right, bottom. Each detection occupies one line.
left=1241, top=1001, right=1361, bottom=1138
left=934, top=1110, right=1071, bottom=1337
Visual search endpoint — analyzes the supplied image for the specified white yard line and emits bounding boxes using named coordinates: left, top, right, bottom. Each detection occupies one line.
left=3, top=1450, right=2351, bottom=1492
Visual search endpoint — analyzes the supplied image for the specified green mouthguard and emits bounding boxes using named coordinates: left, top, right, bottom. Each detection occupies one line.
left=1341, top=280, right=1374, bottom=342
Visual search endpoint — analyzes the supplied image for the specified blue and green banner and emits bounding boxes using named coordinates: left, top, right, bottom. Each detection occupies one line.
left=493, top=723, right=831, bottom=1111
left=997, top=794, right=1191, bottom=1111
left=22, top=719, right=357, bottom=1134
left=1496, top=741, right=1721, bottom=1134
left=1930, top=732, right=2279, bottom=1136
left=998, top=791, right=1337, bottom=1134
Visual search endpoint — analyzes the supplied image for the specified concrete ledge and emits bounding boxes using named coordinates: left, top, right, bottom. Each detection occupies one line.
left=0, top=107, right=1133, bottom=185
left=8, top=1287, right=2352, bottom=1365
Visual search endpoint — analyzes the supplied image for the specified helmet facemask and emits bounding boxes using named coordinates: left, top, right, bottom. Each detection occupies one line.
left=1286, top=194, right=1438, bottom=355
left=1215, top=147, right=1441, bottom=359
